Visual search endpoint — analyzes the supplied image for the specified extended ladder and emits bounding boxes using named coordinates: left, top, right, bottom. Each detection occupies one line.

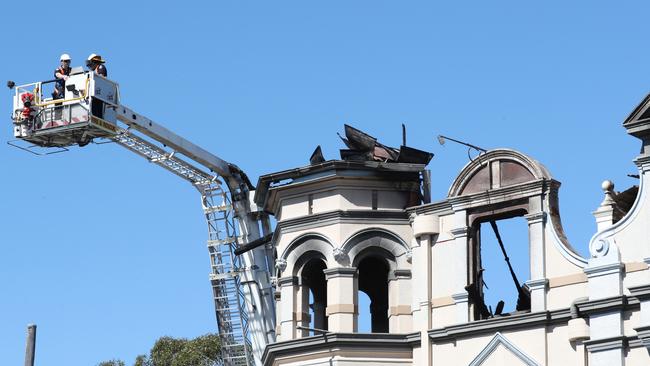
left=113, top=128, right=254, bottom=365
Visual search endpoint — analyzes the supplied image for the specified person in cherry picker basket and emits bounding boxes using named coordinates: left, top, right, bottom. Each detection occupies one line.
left=86, top=54, right=108, bottom=121
left=53, top=53, right=72, bottom=121
left=53, top=53, right=71, bottom=100
left=86, top=54, right=107, bottom=77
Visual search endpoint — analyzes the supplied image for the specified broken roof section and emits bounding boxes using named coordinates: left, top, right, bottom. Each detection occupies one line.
left=254, top=124, right=434, bottom=210
left=335, top=124, right=434, bottom=165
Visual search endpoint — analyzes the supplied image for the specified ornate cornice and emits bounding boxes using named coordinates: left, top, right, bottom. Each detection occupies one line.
left=277, top=210, right=410, bottom=233
left=262, top=332, right=420, bottom=366
left=447, top=180, right=551, bottom=211
left=429, top=310, right=564, bottom=343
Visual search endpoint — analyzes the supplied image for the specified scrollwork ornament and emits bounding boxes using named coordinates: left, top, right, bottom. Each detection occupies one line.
left=590, top=238, right=610, bottom=258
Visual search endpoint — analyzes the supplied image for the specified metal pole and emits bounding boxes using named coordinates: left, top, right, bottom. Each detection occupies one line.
left=489, top=221, right=522, bottom=292
left=24, top=324, right=36, bottom=366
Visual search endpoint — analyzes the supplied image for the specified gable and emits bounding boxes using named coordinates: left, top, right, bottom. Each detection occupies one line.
left=468, top=332, right=539, bottom=366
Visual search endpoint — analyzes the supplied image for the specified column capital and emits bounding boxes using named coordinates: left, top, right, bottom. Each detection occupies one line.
left=323, top=267, right=357, bottom=280
left=525, top=278, right=548, bottom=291
left=277, top=276, right=299, bottom=287
left=524, top=211, right=546, bottom=225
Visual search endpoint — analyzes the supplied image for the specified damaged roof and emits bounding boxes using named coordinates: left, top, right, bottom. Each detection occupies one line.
left=336, top=124, right=433, bottom=165
left=254, top=124, right=434, bottom=209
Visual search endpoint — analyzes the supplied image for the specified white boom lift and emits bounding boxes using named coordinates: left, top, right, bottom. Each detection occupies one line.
left=9, top=69, right=276, bottom=366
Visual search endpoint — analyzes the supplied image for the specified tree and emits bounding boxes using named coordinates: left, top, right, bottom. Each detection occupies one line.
left=150, top=336, right=188, bottom=366
left=167, top=334, right=220, bottom=366
left=97, top=334, right=220, bottom=366
left=97, top=360, right=125, bottom=366
left=133, top=355, right=149, bottom=366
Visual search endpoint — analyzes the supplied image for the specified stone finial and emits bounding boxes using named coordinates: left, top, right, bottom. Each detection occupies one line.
left=601, top=180, right=616, bottom=204
left=593, top=180, right=622, bottom=231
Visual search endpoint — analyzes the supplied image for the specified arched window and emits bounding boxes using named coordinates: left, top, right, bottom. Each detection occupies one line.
left=356, top=253, right=390, bottom=333
left=300, top=258, right=328, bottom=333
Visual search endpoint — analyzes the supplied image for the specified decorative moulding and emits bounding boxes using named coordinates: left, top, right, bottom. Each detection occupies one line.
left=332, top=247, right=349, bottom=264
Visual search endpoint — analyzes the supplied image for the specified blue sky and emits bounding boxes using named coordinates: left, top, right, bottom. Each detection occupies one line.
left=1, top=1, right=649, bottom=364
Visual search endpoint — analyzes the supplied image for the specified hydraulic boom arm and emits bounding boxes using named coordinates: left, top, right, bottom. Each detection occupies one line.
left=9, top=73, right=275, bottom=366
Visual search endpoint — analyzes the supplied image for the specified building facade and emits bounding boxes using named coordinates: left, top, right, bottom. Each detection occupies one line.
left=254, top=97, right=650, bottom=366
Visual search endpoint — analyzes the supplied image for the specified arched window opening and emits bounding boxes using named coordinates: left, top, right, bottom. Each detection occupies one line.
left=468, top=215, right=530, bottom=320
left=357, top=291, right=372, bottom=332
left=357, top=256, right=389, bottom=333
left=301, top=259, right=327, bottom=334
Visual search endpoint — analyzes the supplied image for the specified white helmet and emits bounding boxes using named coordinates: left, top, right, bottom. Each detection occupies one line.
left=60, top=53, right=71, bottom=61
left=87, top=53, right=97, bottom=61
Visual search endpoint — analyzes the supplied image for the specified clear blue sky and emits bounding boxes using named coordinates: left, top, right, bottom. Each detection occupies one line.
left=1, top=1, right=648, bottom=364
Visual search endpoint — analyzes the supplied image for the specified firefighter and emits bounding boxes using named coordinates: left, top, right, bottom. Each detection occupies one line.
left=86, top=54, right=108, bottom=119
left=53, top=53, right=71, bottom=100
left=86, top=54, right=107, bottom=77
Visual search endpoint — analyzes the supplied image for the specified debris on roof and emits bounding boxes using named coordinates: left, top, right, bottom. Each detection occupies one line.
left=309, top=145, right=325, bottom=165
left=335, top=124, right=433, bottom=165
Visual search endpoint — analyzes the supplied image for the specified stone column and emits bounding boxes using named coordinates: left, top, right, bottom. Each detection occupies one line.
left=295, top=280, right=310, bottom=337
left=388, top=269, right=412, bottom=332
left=450, top=210, right=469, bottom=305
left=323, top=267, right=357, bottom=332
left=411, top=213, right=439, bottom=366
left=277, top=276, right=299, bottom=341
left=584, top=239, right=625, bottom=366
left=525, top=206, right=547, bottom=312
left=450, top=224, right=470, bottom=323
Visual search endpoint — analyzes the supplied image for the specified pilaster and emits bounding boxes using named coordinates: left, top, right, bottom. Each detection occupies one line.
left=277, top=276, right=299, bottom=341
left=584, top=241, right=625, bottom=366
left=323, top=267, right=358, bottom=332
left=388, top=269, right=412, bottom=332
left=450, top=210, right=469, bottom=293
left=524, top=278, right=548, bottom=312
